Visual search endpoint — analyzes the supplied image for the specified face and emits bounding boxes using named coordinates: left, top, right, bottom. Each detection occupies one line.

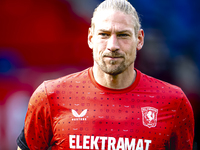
left=88, top=10, right=144, bottom=75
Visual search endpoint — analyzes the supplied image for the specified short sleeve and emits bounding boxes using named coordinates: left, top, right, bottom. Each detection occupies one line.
left=16, top=128, right=29, bottom=150
left=24, top=82, right=53, bottom=150
left=171, top=92, right=194, bottom=149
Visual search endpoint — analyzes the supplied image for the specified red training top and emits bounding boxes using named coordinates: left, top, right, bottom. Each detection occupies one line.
left=24, top=67, right=194, bottom=150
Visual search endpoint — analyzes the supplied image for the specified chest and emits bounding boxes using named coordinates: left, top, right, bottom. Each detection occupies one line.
left=49, top=92, right=177, bottom=150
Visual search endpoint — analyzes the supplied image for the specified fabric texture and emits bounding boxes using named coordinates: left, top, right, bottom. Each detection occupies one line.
left=16, top=128, right=29, bottom=150
left=18, top=67, right=194, bottom=150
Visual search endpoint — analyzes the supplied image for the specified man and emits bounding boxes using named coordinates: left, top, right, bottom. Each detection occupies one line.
left=17, top=0, right=194, bottom=149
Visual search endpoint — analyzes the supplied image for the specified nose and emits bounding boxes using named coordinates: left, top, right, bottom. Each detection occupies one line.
left=107, top=34, right=120, bottom=51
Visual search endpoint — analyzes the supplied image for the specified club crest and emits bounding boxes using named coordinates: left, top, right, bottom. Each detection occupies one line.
left=141, top=107, right=158, bottom=128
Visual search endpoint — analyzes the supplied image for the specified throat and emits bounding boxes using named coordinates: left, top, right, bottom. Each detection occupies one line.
left=93, top=66, right=136, bottom=89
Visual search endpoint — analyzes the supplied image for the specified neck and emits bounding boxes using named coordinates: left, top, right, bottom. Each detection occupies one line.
left=92, top=63, right=136, bottom=89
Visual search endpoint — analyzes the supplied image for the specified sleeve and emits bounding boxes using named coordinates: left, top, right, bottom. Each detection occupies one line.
left=170, top=92, right=194, bottom=149
left=24, top=82, right=53, bottom=150
left=16, top=128, right=29, bottom=150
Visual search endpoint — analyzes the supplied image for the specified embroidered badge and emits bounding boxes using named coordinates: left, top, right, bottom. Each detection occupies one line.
left=141, top=107, right=158, bottom=128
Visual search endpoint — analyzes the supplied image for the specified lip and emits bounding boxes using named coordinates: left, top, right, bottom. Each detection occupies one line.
left=104, top=56, right=122, bottom=59
left=104, top=56, right=123, bottom=58
left=103, top=57, right=123, bottom=62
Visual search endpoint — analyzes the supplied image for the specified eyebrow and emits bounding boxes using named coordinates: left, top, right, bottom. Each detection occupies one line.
left=98, top=29, right=133, bottom=34
left=97, top=29, right=110, bottom=32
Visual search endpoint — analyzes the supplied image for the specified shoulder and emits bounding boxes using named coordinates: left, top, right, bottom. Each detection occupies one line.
left=138, top=69, right=183, bottom=93
left=138, top=69, right=193, bottom=116
left=38, top=68, right=91, bottom=97
left=44, top=68, right=90, bottom=88
left=137, top=69, right=187, bottom=106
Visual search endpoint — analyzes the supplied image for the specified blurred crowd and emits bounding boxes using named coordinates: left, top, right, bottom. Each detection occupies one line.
left=0, top=0, right=199, bottom=149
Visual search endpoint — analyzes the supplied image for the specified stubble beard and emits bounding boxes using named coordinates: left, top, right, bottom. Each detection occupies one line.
left=94, top=56, right=135, bottom=76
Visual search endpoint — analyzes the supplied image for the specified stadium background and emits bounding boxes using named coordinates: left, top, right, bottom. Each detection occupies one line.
left=0, top=0, right=199, bottom=149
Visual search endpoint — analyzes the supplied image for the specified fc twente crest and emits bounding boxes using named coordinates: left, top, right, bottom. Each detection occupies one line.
left=141, top=107, right=158, bottom=128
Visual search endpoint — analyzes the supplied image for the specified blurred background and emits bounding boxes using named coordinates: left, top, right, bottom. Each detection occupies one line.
left=0, top=0, right=199, bottom=149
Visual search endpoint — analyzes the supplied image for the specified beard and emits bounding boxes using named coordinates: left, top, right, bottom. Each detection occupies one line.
left=94, top=51, right=136, bottom=76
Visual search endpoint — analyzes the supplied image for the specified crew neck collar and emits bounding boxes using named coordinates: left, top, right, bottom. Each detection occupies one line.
left=88, top=67, right=141, bottom=93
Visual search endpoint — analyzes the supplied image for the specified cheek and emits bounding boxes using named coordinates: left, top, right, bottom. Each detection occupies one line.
left=94, top=40, right=107, bottom=54
left=92, top=48, right=98, bottom=59
left=93, top=46, right=103, bottom=60
left=125, top=45, right=137, bottom=61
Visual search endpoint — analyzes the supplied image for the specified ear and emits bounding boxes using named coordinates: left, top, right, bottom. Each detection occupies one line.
left=136, top=29, right=144, bottom=51
left=88, top=28, right=93, bottom=49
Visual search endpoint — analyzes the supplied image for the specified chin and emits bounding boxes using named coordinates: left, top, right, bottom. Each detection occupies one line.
left=103, top=65, right=127, bottom=76
left=95, top=59, right=133, bottom=76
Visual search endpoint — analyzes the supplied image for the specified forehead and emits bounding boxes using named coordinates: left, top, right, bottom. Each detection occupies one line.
left=93, top=10, right=135, bottom=32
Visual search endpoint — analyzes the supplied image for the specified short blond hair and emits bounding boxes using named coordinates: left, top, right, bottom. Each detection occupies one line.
left=91, top=0, right=141, bottom=36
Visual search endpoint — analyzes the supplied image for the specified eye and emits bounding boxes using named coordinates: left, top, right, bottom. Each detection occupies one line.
left=99, top=33, right=108, bottom=36
left=118, top=33, right=129, bottom=37
left=99, top=32, right=110, bottom=37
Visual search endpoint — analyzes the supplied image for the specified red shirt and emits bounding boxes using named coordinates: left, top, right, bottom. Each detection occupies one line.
left=24, top=68, right=194, bottom=150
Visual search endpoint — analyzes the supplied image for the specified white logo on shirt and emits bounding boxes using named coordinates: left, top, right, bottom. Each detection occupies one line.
left=72, top=109, right=87, bottom=121
left=141, top=107, right=158, bottom=128
left=69, top=135, right=152, bottom=150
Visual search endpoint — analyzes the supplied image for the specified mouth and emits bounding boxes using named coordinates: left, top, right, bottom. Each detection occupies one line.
left=103, top=54, right=124, bottom=59
left=103, top=56, right=123, bottom=61
left=102, top=53, right=124, bottom=62
left=104, top=56, right=122, bottom=58
left=103, top=56, right=124, bottom=64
